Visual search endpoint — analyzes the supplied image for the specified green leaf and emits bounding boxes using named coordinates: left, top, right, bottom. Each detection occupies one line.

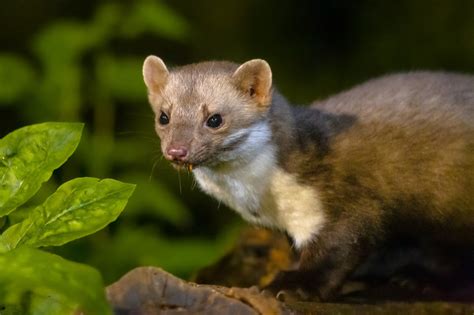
left=120, top=1, right=189, bottom=40
left=1, top=178, right=135, bottom=250
left=33, top=22, right=103, bottom=65
left=0, top=247, right=111, bottom=315
left=0, top=123, right=83, bottom=216
left=0, top=54, right=36, bottom=104
left=121, top=173, right=191, bottom=227
left=96, top=55, right=147, bottom=102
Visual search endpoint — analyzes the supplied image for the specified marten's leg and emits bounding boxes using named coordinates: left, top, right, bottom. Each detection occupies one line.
left=266, top=204, right=382, bottom=301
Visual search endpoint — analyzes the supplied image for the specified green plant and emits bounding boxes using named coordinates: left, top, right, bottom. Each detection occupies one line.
left=0, top=122, right=135, bottom=314
left=0, top=0, right=242, bottom=284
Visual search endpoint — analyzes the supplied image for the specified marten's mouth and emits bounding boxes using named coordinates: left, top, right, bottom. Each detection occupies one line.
left=167, top=154, right=214, bottom=171
left=170, top=160, right=195, bottom=172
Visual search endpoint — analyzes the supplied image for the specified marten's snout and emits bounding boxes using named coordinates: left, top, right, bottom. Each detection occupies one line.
left=165, top=146, right=188, bottom=162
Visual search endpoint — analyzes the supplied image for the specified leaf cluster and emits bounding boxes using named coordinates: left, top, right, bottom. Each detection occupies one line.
left=0, top=122, right=135, bottom=314
left=0, top=0, right=242, bottom=297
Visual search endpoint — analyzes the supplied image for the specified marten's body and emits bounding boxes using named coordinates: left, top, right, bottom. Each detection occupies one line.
left=143, top=57, right=474, bottom=300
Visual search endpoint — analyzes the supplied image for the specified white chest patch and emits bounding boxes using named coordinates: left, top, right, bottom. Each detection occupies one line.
left=264, top=168, right=326, bottom=248
left=193, top=122, right=326, bottom=248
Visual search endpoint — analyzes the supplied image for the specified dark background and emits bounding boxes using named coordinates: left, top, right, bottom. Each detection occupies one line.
left=1, top=0, right=473, bottom=284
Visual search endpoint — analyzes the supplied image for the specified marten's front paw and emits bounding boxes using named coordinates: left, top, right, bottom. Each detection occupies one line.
left=276, top=289, right=317, bottom=302
left=263, top=270, right=321, bottom=302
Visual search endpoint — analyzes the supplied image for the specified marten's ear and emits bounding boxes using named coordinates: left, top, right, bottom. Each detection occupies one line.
left=232, top=59, right=272, bottom=107
left=143, top=55, right=169, bottom=94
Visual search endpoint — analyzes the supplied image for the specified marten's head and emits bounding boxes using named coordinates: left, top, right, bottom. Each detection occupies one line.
left=143, top=56, right=273, bottom=170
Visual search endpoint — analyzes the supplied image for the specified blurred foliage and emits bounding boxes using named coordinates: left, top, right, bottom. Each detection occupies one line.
left=0, top=0, right=473, bottom=286
left=0, top=248, right=111, bottom=315
left=0, top=0, right=240, bottom=285
left=0, top=55, right=35, bottom=104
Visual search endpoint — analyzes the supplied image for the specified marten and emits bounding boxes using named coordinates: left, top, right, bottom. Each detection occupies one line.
left=142, top=56, right=474, bottom=301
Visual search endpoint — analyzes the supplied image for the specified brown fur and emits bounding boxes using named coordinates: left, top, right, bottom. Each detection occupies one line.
left=143, top=57, right=474, bottom=301
left=267, top=72, right=473, bottom=299
left=279, top=72, right=474, bottom=241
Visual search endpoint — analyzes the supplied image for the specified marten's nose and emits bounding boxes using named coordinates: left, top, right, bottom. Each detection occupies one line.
left=166, top=146, right=188, bottom=161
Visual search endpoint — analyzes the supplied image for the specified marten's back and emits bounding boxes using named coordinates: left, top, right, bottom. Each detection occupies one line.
left=312, top=72, right=474, bottom=243
left=312, top=72, right=473, bottom=123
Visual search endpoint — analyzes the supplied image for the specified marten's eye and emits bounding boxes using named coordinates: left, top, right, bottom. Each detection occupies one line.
left=159, top=112, right=169, bottom=125
left=206, top=114, right=223, bottom=129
